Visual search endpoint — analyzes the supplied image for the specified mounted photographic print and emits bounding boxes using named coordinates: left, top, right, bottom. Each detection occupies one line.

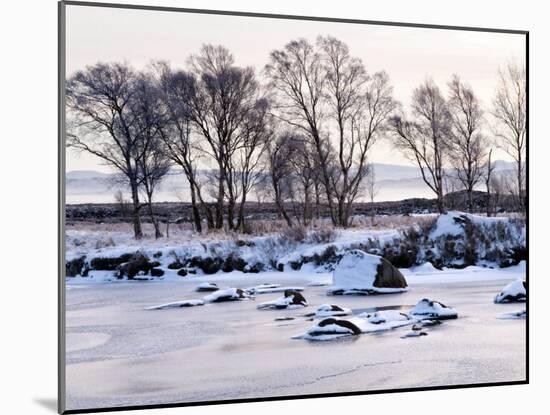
left=59, top=1, right=528, bottom=413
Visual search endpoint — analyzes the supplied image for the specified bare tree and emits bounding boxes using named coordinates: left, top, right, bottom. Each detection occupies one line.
left=265, top=133, right=295, bottom=227
left=155, top=63, right=211, bottom=232
left=266, top=37, right=396, bottom=227
left=447, top=75, right=488, bottom=212
left=365, top=164, right=379, bottom=226
left=66, top=62, right=147, bottom=239
left=265, top=39, right=335, bottom=221
left=318, top=36, right=397, bottom=227
left=492, top=62, right=527, bottom=212
left=390, top=79, right=452, bottom=213
left=186, top=45, right=265, bottom=230
left=129, top=73, right=173, bottom=239
left=484, top=148, right=496, bottom=216
left=233, top=98, right=271, bottom=230
left=114, top=190, right=130, bottom=219
left=287, top=137, right=318, bottom=226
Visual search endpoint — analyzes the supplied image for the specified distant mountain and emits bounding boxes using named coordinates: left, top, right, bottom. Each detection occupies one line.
left=65, top=161, right=518, bottom=205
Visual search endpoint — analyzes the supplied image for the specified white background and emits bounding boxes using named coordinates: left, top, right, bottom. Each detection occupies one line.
left=0, top=0, right=546, bottom=414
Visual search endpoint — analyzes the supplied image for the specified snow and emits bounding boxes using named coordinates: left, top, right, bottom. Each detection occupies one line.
left=66, top=270, right=526, bottom=407
left=410, top=262, right=439, bottom=273
left=293, top=318, right=362, bottom=341
left=429, top=211, right=511, bottom=239
left=202, top=288, right=251, bottom=303
left=294, top=311, right=414, bottom=341
left=245, top=285, right=304, bottom=295
left=358, top=309, right=410, bottom=325
left=313, top=304, right=352, bottom=317
left=257, top=291, right=307, bottom=310
left=332, top=250, right=380, bottom=288
left=195, top=282, right=219, bottom=292
left=277, top=229, right=399, bottom=270
left=294, top=300, right=455, bottom=341
left=402, top=262, right=526, bottom=284
left=326, top=250, right=407, bottom=295
left=408, top=298, right=458, bottom=320
left=494, top=279, right=527, bottom=303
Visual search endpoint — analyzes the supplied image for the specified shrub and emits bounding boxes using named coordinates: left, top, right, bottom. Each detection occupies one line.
left=94, top=237, right=116, bottom=250
left=308, top=227, right=339, bottom=244
left=279, top=225, right=308, bottom=242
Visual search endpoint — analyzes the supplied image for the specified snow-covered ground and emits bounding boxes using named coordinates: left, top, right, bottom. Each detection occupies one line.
left=64, top=262, right=526, bottom=411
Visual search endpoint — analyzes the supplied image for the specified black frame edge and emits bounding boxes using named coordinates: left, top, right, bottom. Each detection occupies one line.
left=58, top=1, right=67, bottom=414
left=61, top=0, right=528, bottom=35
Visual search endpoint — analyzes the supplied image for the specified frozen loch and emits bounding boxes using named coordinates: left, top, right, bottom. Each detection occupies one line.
left=65, top=262, right=526, bottom=410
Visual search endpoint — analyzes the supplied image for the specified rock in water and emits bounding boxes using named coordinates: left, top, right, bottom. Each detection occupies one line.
left=494, top=279, right=527, bottom=303
left=302, top=318, right=362, bottom=340
left=196, top=282, right=219, bottom=292
left=408, top=298, right=458, bottom=320
left=257, top=289, right=308, bottom=310
left=327, top=250, right=408, bottom=295
left=314, top=304, right=352, bottom=317
left=202, top=288, right=251, bottom=303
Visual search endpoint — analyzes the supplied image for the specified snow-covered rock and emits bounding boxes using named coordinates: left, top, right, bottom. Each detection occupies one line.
left=313, top=304, right=352, bottom=317
left=257, top=290, right=307, bottom=310
left=401, top=325, right=428, bottom=338
left=327, top=250, right=408, bottom=295
left=146, top=299, right=205, bottom=310
left=295, top=310, right=414, bottom=341
left=202, top=288, right=251, bottom=303
left=497, top=309, right=526, bottom=320
left=244, top=284, right=304, bottom=295
left=408, top=298, right=458, bottom=320
left=494, top=279, right=527, bottom=303
left=294, top=317, right=362, bottom=341
left=196, top=282, right=220, bottom=292
left=358, top=310, right=410, bottom=325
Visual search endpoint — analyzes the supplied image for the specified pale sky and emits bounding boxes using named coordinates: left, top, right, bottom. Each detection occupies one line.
left=65, top=4, right=526, bottom=173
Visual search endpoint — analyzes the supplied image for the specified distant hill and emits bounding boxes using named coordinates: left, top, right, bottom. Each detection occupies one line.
left=66, top=161, right=518, bottom=204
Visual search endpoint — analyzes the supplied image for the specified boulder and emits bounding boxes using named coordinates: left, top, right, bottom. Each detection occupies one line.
left=177, top=269, right=188, bottom=277
left=167, top=261, right=185, bottom=270
left=90, top=253, right=133, bottom=271
left=494, top=279, right=527, bottom=303
left=66, top=256, right=86, bottom=277
left=150, top=268, right=165, bottom=277
left=116, top=252, right=153, bottom=279
left=327, top=250, right=408, bottom=295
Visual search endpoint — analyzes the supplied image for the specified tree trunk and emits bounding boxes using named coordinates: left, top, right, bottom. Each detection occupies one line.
left=236, top=194, right=247, bottom=231
left=436, top=186, right=446, bottom=214
left=189, top=185, right=202, bottom=233
left=148, top=200, right=163, bottom=239
left=517, top=150, right=524, bottom=212
left=215, top=168, right=224, bottom=229
left=130, top=180, right=143, bottom=239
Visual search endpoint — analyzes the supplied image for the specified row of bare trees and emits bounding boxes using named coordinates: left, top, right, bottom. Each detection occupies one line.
left=390, top=66, right=526, bottom=214
left=66, top=36, right=526, bottom=239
